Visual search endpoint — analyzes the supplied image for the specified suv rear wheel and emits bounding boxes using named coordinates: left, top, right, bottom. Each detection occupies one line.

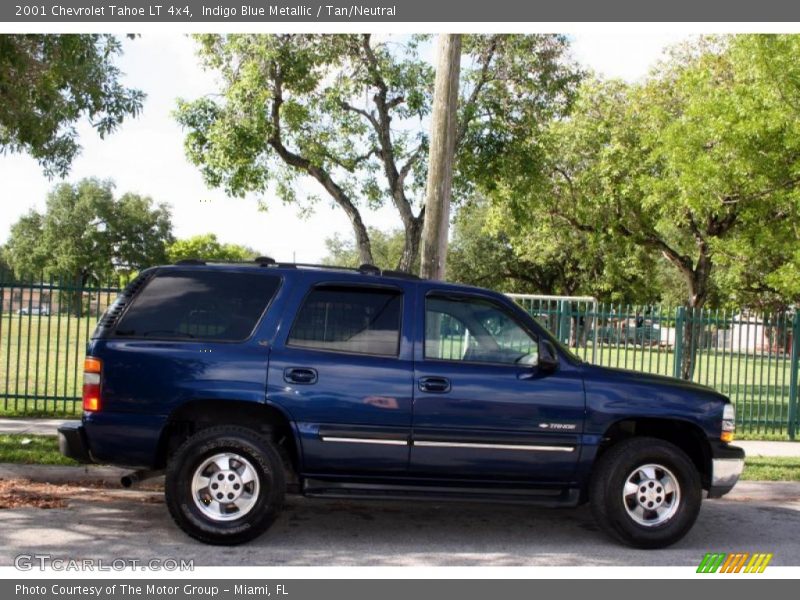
left=589, top=437, right=702, bottom=548
left=165, top=425, right=285, bottom=545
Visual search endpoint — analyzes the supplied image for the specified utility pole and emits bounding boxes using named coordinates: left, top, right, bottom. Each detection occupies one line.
left=420, top=33, right=461, bottom=280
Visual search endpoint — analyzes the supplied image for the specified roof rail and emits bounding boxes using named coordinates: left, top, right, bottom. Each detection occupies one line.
left=380, top=269, right=419, bottom=281
left=171, top=257, right=420, bottom=280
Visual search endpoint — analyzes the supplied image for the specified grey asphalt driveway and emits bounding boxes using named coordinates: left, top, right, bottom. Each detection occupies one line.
left=0, top=481, right=798, bottom=567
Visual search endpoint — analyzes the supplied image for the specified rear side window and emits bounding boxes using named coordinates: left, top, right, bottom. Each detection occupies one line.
left=288, top=285, right=402, bottom=356
left=114, top=270, right=280, bottom=341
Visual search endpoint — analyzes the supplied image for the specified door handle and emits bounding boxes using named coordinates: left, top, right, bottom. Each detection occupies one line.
left=284, top=367, right=318, bottom=385
left=418, top=376, right=451, bottom=393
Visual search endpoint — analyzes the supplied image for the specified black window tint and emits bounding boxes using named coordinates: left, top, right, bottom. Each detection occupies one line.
left=288, top=286, right=402, bottom=356
left=114, top=270, right=280, bottom=341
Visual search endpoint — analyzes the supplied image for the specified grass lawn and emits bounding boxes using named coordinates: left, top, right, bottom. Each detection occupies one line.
left=0, top=400, right=80, bottom=418
left=0, top=434, right=77, bottom=465
left=742, top=457, right=800, bottom=482
left=0, top=314, right=91, bottom=415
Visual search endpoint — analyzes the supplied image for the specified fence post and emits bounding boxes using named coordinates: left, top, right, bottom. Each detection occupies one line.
left=788, top=311, right=800, bottom=440
left=673, top=306, right=685, bottom=379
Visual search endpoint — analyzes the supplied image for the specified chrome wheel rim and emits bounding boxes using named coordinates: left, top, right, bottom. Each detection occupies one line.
left=622, top=463, right=680, bottom=527
left=191, top=452, right=261, bottom=522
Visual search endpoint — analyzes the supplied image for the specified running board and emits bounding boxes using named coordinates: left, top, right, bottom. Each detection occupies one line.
left=302, top=479, right=580, bottom=507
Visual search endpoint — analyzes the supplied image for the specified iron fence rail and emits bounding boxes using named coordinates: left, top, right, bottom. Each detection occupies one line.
left=0, top=272, right=120, bottom=415
left=0, top=273, right=797, bottom=438
left=510, top=295, right=799, bottom=439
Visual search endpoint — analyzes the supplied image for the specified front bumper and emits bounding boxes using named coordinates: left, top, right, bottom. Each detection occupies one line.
left=707, top=443, right=745, bottom=498
left=58, top=422, right=93, bottom=464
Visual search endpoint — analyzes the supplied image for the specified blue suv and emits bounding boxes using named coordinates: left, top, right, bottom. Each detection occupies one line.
left=58, top=259, right=744, bottom=547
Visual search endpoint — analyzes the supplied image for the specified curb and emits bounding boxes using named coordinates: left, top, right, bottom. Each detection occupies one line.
left=722, top=480, right=800, bottom=502
left=0, top=463, right=164, bottom=488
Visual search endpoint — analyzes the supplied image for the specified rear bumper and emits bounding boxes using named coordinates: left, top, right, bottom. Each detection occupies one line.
left=707, top=443, right=745, bottom=498
left=58, top=422, right=93, bottom=464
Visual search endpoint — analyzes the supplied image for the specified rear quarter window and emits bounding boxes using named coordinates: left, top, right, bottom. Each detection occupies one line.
left=113, top=270, right=281, bottom=341
left=287, top=285, right=402, bottom=356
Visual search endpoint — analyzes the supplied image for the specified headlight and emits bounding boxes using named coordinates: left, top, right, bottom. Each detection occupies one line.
left=721, top=403, right=735, bottom=443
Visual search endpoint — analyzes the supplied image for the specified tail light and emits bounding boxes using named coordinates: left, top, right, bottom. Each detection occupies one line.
left=83, top=357, right=102, bottom=412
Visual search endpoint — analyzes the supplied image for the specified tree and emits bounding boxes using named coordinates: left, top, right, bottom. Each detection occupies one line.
left=420, top=34, right=461, bottom=280
left=712, top=35, right=800, bottom=309
left=322, top=227, right=409, bottom=273
left=0, top=246, right=13, bottom=279
left=449, top=197, right=660, bottom=303
left=167, top=234, right=260, bottom=263
left=176, top=34, right=580, bottom=272
left=508, top=37, right=800, bottom=378
left=4, top=179, right=174, bottom=289
left=448, top=198, right=545, bottom=293
left=0, top=35, right=144, bottom=177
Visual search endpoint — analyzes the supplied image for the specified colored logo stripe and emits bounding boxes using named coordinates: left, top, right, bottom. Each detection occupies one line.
left=745, top=553, right=773, bottom=573
left=697, top=552, right=772, bottom=573
left=697, top=553, right=726, bottom=573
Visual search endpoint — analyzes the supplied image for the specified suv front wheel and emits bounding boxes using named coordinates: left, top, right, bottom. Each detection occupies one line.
left=589, top=437, right=702, bottom=548
left=165, top=425, right=286, bottom=545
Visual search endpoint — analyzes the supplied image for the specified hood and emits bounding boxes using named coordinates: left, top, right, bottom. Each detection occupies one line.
left=580, top=363, right=730, bottom=404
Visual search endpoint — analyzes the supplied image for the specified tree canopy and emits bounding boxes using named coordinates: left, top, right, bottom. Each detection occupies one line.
left=488, top=35, right=800, bottom=377
left=499, top=36, right=800, bottom=311
left=0, top=35, right=144, bottom=177
left=176, top=33, right=580, bottom=272
left=448, top=197, right=660, bottom=303
left=322, top=227, right=408, bottom=272
left=166, top=234, right=260, bottom=263
left=3, top=179, right=173, bottom=283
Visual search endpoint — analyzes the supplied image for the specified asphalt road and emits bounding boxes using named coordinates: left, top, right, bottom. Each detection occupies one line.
left=0, top=481, right=798, bottom=567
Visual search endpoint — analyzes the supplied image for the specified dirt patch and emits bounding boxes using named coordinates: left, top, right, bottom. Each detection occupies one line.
left=0, top=479, right=67, bottom=509
left=0, top=478, right=162, bottom=509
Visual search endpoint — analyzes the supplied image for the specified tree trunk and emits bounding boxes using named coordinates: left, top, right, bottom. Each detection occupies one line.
left=680, top=304, right=703, bottom=380
left=420, top=34, right=462, bottom=280
left=679, top=254, right=712, bottom=380
left=267, top=73, right=374, bottom=267
left=397, top=216, right=423, bottom=273
left=349, top=211, right=374, bottom=266
left=71, top=270, right=90, bottom=317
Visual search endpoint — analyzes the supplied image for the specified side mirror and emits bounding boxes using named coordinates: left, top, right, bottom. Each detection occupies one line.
left=538, top=339, right=559, bottom=373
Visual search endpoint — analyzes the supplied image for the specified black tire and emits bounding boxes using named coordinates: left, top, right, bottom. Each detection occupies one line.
left=165, top=425, right=286, bottom=545
left=589, top=437, right=702, bottom=549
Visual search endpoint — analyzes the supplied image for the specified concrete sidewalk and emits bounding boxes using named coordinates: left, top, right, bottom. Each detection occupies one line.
left=0, top=418, right=77, bottom=436
left=1, top=418, right=799, bottom=456
left=738, top=440, right=800, bottom=457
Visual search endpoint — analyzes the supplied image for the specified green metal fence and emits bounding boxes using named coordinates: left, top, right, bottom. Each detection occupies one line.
left=0, top=271, right=122, bottom=416
left=511, top=295, right=800, bottom=439
left=0, top=272, right=798, bottom=439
